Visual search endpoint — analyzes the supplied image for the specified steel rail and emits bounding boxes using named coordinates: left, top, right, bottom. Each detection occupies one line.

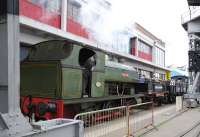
left=177, top=120, right=200, bottom=137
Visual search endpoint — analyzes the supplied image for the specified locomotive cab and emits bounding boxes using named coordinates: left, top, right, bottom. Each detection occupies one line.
left=79, top=48, right=97, bottom=97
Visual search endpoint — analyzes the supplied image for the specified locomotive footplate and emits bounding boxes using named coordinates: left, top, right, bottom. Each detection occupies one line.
left=154, top=91, right=168, bottom=97
left=63, top=94, right=144, bottom=104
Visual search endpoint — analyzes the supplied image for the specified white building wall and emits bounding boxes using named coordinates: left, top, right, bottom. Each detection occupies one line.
left=134, top=30, right=166, bottom=68
left=154, top=46, right=165, bottom=67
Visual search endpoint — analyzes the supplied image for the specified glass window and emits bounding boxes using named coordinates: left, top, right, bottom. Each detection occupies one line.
left=155, top=47, right=165, bottom=67
left=67, top=1, right=81, bottom=22
left=29, top=0, right=61, bottom=14
left=159, top=74, right=165, bottom=80
left=73, top=6, right=79, bottom=21
left=67, top=3, right=73, bottom=18
left=138, top=40, right=152, bottom=54
left=139, top=69, right=151, bottom=79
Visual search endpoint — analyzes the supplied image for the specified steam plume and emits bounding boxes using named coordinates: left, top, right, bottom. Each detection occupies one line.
left=79, top=0, right=136, bottom=53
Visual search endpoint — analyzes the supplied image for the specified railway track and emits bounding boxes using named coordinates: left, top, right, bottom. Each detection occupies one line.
left=177, top=120, right=200, bottom=137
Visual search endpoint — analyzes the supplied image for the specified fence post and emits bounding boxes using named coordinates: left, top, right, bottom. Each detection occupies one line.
left=126, top=106, right=130, bottom=137
left=151, top=101, right=154, bottom=126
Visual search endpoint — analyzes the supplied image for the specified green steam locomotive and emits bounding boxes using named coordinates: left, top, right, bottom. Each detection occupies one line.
left=20, top=40, right=168, bottom=120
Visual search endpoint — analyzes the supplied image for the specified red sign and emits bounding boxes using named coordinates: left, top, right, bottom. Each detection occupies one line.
left=122, top=72, right=129, bottom=77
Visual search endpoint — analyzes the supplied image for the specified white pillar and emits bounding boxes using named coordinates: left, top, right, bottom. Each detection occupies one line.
left=0, top=4, right=20, bottom=115
left=152, top=42, right=156, bottom=64
left=61, top=0, right=68, bottom=31
left=0, top=1, right=32, bottom=136
left=136, top=37, right=139, bottom=56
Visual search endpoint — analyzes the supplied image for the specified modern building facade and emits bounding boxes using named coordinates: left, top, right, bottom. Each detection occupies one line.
left=129, top=23, right=167, bottom=80
left=97, top=22, right=168, bottom=80
left=130, top=23, right=166, bottom=67
left=19, top=0, right=169, bottom=80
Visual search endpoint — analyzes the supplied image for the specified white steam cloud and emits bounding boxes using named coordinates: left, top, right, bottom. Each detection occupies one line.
left=79, top=0, right=136, bottom=53
left=31, top=0, right=136, bottom=53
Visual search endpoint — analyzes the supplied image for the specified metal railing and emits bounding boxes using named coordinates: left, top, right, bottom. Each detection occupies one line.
left=74, top=106, right=127, bottom=137
left=127, top=102, right=154, bottom=136
left=74, top=102, right=154, bottom=137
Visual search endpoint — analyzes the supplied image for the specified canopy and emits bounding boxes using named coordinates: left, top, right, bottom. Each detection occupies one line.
left=171, top=68, right=189, bottom=78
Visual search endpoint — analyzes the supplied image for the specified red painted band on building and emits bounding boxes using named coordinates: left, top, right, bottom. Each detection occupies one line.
left=20, top=0, right=61, bottom=28
left=20, top=0, right=89, bottom=39
left=67, top=17, right=89, bottom=39
left=138, top=51, right=152, bottom=62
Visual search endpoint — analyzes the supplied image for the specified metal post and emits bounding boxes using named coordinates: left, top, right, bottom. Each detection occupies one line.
left=151, top=101, right=154, bottom=126
left=126, top=106, right=130, bottom=137
left=191, top=72, right=200, bottom=93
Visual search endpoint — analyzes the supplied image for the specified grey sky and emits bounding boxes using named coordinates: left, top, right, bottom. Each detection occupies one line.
left=109, top=0, right=189, bottom=67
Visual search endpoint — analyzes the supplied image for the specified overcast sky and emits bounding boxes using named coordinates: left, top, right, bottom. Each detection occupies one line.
left=109, top=0, right=189, bottom=67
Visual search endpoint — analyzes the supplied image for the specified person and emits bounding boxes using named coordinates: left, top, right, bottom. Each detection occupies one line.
left=83, top=56, right=96, bottom=70
left=82, top=56, right=96, bottom=97
left=139, top=75, right=145, bottom=83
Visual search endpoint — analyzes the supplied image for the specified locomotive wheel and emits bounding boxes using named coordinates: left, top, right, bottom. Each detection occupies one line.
left=156, top=97, right=162, bottom=106
left=162, top=95, right=169, bottom=104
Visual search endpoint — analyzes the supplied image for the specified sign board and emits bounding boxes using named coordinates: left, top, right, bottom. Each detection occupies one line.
left=166, top=71, right=171, bottom=80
